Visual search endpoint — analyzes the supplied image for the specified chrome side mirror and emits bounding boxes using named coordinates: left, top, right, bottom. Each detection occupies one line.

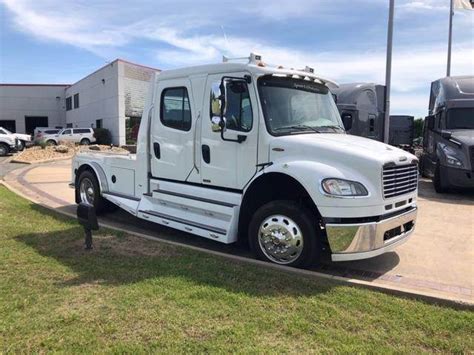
left=211, top=116, right=223, bottom=132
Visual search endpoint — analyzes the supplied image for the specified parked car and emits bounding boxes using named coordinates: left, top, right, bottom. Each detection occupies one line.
left=71, top=53, right=418, bottom=267
left=43, top=128, right=96, bottom=145
left=0, top=127, right=31, bottom=151
left=419, top=75, right=474, bottom=192
left=0, top=129, right=19, bottom=156
left=34, top=127, right=62, bottom=143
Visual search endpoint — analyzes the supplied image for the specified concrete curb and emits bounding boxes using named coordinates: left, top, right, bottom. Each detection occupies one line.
left=0, top=155, right=15, bottom=164
left=0, top=180, right=472, bottom=311
left=10, top=155, right=73, bottom=165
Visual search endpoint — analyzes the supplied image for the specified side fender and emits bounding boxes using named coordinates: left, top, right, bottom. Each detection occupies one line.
left=75, top=162, right=109, bottom=194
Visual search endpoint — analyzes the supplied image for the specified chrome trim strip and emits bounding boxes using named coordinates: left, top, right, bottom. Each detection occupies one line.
left=103, top=191, right=141, bottom=202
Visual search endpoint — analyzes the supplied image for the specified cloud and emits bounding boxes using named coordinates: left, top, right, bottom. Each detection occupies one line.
left=1, top=0, right=472, bottom=117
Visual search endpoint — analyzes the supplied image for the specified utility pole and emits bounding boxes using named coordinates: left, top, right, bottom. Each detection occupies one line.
left=384, top=0, right=395, bottom=144
left=447, top=0, right=454, bottom=76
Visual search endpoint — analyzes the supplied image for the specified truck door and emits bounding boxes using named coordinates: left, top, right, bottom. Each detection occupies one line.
left=150, top=79, right=195, bottom=181
left=200, top=73, right=258, bottom=190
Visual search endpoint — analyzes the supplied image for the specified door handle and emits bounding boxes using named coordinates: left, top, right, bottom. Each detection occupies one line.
left=153, top=142, right=161, bottom=159
left=202, top=144, right=210, bottom=164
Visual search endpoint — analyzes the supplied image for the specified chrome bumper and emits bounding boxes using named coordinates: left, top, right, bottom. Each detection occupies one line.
left=326, top=207, right=417, bottom=262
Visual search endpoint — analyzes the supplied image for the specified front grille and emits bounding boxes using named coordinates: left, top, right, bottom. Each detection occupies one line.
left=383, top=163, right=418, bottom=199
left=470, top=146, right=474, bottom=172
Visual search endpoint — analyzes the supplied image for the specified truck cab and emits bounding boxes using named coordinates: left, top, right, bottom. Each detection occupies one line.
left=72, top=54, right=418, bottom=267
left=420, top=76, right=474, bottom=192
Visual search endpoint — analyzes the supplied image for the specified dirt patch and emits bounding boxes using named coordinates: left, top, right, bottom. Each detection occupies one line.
left=12, top=143, right=129, bottom=163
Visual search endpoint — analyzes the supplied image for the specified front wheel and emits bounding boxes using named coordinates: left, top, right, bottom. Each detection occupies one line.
left=248, top=200, right=321, bottom=268
left=433, top=162, right=448, bottom=193
left=0, top=143, right=9, bottom=157
left=17, top=141, right=25, bottom=151
left=80, top=138, right=90, bottom=145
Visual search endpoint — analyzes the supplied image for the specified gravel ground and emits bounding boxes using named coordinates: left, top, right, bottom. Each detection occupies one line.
left=12, top=144, right=128, bottom=163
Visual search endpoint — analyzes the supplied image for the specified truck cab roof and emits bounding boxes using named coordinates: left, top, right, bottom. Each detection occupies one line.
left=155, top=61, right=339, bottom=88
left=429, top=75, right=474, bottom=114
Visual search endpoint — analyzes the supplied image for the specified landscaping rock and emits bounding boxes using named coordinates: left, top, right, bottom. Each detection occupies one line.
left=54, top=145, right=69, bottom=153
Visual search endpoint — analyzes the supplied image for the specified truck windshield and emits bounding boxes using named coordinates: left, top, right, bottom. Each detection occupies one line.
left=258, top=76, right=344, bottom=135
left=447, top=108, right=474, bottom=129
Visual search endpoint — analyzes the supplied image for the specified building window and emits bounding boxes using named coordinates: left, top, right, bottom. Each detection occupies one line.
left=96, top=119, right=103, bottom=129
left=160, top=87, right=192, bottom=131
left=73, top=93, right=79, bottom=109
left=66, top=97, right=72, bottom=111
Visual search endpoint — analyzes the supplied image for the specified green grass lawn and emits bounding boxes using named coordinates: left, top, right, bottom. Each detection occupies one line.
left=0, top=186, right=472, bottom=353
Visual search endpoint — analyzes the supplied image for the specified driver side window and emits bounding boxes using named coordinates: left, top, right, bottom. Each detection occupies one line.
left=209, top=80, right=253, bottom=132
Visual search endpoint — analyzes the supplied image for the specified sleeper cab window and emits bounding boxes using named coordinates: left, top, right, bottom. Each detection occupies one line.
left=160, top=87, right=192, bottom=131
left=209, top=81, right=253, bottom=132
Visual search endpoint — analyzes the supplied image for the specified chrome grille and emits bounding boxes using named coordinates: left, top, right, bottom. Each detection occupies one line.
left=383, top=163, right=418, bottom=199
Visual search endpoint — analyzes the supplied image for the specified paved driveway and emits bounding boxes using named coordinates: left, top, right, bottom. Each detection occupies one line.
left=0, top=155, right=23, bottom=179
left=2, top=159, right=473, bottom=304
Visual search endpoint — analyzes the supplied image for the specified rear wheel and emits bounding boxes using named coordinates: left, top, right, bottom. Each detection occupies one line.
left=248, top=200, right=320, bottom=267
left=77, top=170, right=105, bottom=213
left=0, top=143, right=9, bottom=157
left=17, top=140, right=25, bottom=151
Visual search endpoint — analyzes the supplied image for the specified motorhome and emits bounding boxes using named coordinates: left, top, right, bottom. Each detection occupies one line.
left=419, top=76, right=474, bottom=192
left=71, top=54, right=419, bottom=267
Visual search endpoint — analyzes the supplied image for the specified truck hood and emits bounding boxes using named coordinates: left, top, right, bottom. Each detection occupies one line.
left=13, top=133, right=31, bottom=141
left=450, top=130, right=474, bottom=146
left=269, top=133, right=417, bottom=168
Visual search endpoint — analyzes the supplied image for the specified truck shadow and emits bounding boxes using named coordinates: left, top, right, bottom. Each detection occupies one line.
left=22, top=203, right=401, bottom=293
left=418, top=179, right=474, bottom=205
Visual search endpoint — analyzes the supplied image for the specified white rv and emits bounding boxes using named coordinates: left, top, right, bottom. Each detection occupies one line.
left=71, top=54, right=418, bottom=267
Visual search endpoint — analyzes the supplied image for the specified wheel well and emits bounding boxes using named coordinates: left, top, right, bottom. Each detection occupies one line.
left=74, top=164, right=97, bottom=203
left=238, top=172, right=322, bottom=243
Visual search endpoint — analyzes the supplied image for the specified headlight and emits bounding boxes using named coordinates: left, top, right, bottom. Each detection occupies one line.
left=439, top=143, right=463, bottom=168
left=321, top=178, right=368, bottom=197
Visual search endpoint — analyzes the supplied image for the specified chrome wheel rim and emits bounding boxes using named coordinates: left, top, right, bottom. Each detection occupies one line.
left=258, top=215, right=304, bottom=264
left=79, top=178, right=95, bottom=205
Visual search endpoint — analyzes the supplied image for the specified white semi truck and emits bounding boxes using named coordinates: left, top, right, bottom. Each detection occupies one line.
left=71, top=54, right=419, bottom=267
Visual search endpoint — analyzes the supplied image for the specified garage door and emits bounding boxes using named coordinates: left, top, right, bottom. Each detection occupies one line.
left=25, top=116, right=48, bottom=135
left=0, top=120, right=16, bottom=132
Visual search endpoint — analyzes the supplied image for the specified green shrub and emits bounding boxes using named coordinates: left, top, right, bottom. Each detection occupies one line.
left=38, top=139, right=47, bottom=150
left=94, top=128, right=112, bottom=145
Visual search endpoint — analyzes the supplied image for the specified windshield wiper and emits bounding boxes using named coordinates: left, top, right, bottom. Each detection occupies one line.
left=274, top=124, right=322, bottom=133
left=319, top=125, right=345, bottom=132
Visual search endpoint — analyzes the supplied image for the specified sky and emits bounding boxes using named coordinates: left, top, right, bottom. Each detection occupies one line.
left=0, top=0, right=472, bottom=118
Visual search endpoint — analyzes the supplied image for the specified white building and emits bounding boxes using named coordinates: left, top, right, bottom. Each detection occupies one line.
left=0, top=84, right=68, bottom=134
left=0, top=59, right=159, bottom=145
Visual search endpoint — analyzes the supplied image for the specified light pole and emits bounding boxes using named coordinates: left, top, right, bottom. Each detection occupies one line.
left=447, top=0, right=454, bottom=76
left=384, top=0, right=395, bottom=144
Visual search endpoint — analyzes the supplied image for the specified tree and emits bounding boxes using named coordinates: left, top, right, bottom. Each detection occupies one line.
left=414, top=118, right=424, bottom=138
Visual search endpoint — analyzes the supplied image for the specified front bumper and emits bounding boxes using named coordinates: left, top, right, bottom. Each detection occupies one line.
left=441, top=165, right=474, bottom=189
left=325, top=207, right=417, bottom=262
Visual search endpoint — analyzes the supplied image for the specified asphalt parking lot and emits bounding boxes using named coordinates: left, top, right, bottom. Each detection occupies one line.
left=2, top=159, right=473, bottom=304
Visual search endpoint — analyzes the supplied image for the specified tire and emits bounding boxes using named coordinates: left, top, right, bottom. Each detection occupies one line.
left=419, top=157, right=429, bottom=178
left=248, top=200, right=321, bottom=268
left=0, top=143, right=9, bottom=157
left=77, top=170, right=105, bottom=213
left=80, top=138, right=91, bottom=145
left=47, top=140, right=57, bottom=146
left=433, top=162, right=448, bottom=193
left=18, top=140, right=25, bottom=151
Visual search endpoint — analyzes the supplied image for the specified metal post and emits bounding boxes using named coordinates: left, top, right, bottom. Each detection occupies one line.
left=384, top=0, right=395, bottom=144
left=447, top=0, right=454, bottom=76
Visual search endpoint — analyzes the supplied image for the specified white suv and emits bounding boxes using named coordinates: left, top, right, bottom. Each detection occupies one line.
left=0, top=127, right=31, bottom=151
left=43, top=128, right=96, bottom=145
